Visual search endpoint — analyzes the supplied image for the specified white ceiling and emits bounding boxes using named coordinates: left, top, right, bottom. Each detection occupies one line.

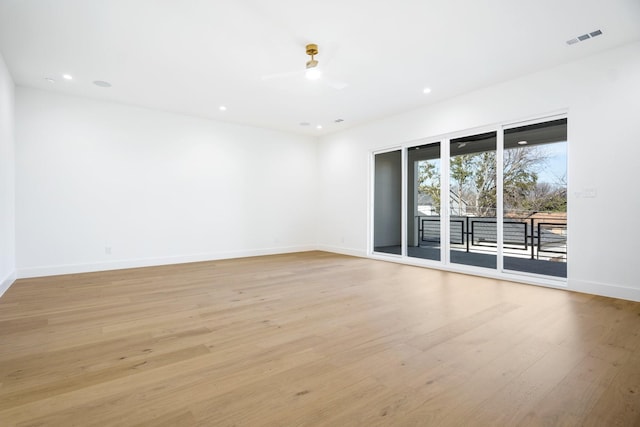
left=1, top=0, right=639, bottom=135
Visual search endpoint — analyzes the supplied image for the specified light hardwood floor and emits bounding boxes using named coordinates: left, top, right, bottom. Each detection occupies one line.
left=0, top=251, right=639, bottom=426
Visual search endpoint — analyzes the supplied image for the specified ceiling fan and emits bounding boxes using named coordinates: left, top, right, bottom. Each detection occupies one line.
left=261, top=43, right=348, bottom=90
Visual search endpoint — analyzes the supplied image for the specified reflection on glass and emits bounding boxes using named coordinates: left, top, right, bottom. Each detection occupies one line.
left=503, top=119, right=567, bottom=278
left=407, top=143, right=441, bottom=261
left=449, top=132, right=497, bottom=269
left=373, top=150, right=402, bottom=255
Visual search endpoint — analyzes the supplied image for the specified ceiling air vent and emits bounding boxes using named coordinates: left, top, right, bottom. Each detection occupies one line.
left=566, top=29, right=603, bottom=45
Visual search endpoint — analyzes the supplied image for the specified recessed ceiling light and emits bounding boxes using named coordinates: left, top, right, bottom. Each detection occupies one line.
left=316, top=125, right=323, bottom=130
left=62, top=74, right=73, bottom=80
left=423, top=87, right=432, bottom=94
left=44, top=77, right=55, bottom=83
left=219, top=106, right=227, bottom=111
left=517, top=140, right=528, bottom=145
left=93, top=80, right=111, bottom=88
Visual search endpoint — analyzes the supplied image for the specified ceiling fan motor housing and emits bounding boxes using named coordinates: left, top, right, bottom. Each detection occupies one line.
left=305, top=44, right=318, bottom=56
left=305, top=44, right=319, bottom=69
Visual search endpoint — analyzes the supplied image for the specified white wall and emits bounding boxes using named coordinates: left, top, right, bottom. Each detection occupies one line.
left=0, top=52, right=16, bottom=297
left=318, top=41, right=640, bottom=302
left=15, top=88, right=318, bottom=277
left=9, top=41, right=640, bottom=302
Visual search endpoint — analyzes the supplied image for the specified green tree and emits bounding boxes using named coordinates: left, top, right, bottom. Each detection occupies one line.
left=522, top=182, right=567, bottom=212
left=450, top=155, right=474, bottom=215
left=417, top=145, right=564, bottom=217
left=503, top=147, right=545, bottom=212
left=417, top=161, right=441, bottom=212
left=474, top=151, right=497, bottom=216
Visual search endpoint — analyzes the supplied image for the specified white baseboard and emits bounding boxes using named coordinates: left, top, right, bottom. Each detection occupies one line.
left=318, top=248, right=640, bottom=302
left=17, top=245, right=317, bottom=279
left=315, top=244, right=367, bottom=259
left=568, top=279, right=640, bottom=302
left=14, top=246, right=640, bottom=303
left=0, top=271, right=17, bottom=298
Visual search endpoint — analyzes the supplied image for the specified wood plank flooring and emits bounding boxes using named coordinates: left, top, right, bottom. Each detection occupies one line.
left=0, top=251, right=639, bottom=426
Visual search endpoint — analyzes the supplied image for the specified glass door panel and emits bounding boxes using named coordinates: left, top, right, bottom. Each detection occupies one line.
left=407, top=143, right=441, bottom=261
left=373, top=150, right=402, bottom=255
left=503, top=119, right=567, bottom=278
left=449, top=132, right=497, bottom=269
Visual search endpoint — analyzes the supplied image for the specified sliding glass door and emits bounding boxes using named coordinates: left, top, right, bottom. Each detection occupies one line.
left=502, top=119, right=567, bottom=277
left=407, top=142, right=441, bottom=261
left=449, top=132, right=497, bottom=269
left=371, top=116, right=567, bottom=282
left=373, top=150, right=402, bottom=255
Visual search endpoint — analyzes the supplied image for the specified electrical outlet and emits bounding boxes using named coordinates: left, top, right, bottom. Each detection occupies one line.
left=105, top=246, right=112, bottom=255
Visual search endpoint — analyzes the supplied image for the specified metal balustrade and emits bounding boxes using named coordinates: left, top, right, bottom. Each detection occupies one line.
left=417, top=215, right=567, bottom=261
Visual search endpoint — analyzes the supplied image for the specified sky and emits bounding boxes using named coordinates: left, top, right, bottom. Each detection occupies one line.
left=417, top=139, right=567, bottom=188
left=537, top=141, right=567, bottom=185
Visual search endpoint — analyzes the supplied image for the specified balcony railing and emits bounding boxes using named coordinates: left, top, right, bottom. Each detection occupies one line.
left=417, top=215, right=567, bottom=261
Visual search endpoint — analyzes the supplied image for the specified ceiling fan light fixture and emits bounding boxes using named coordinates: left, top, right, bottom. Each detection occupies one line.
left=305, top=44, right=322, bottom=80
left=305, top=60, right=322, bottom=80
left=305, top=67, right=322, bottom=80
